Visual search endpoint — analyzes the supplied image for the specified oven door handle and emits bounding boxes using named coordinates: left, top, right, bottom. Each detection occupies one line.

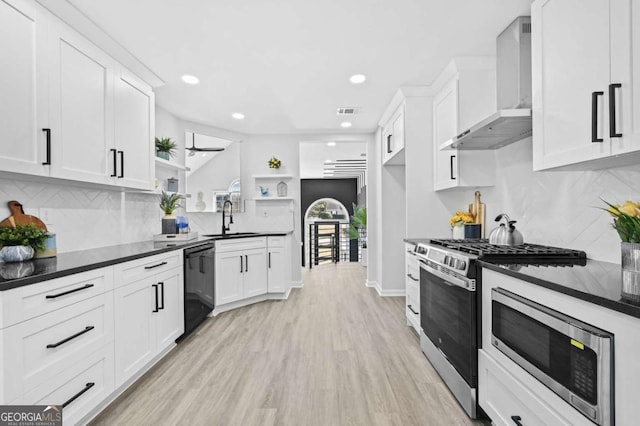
left=419, top=260, right=474, bottom=291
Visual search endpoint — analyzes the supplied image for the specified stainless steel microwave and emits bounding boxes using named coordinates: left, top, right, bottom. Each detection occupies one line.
left=491, top=288, right=614, bottom=425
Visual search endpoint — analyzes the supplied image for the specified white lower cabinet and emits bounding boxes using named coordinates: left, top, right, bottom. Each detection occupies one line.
left=215, top=237, right=267, bottom=305
left=267, top=236, right=289, bottom=293
left=405, top=244, right=420, bottom=334
left=479, top=350, right=572, bottom=426
left=114, top=256, right=184, bottom=388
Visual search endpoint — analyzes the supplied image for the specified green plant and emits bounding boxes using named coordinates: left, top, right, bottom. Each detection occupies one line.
left=155, top=137, right=177, bottom=157
left=268, top=156, right=281, bottom=169
left=349, top=204, right=367, bottom=242
left=0, top=224, right=49, bottom=251
left=603, top=200, right=640, bottom=243
left=159, top=191, right=183, bottom=215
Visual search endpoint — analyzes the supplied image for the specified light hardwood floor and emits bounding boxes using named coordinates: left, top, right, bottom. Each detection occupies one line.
left=91, top=263, right=485, bottom=425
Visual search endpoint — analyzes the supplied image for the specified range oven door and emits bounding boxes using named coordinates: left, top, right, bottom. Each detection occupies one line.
left=420, top=261, right=477, bottom=387
left=492, top=287, right=613, bottom=425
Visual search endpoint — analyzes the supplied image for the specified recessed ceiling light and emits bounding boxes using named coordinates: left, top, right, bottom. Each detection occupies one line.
left=181, top=75, right=199, bottom=85
left=340, top=121, right=352, bottom=128
left=327, top=142, right=336, bottom=147
left=232, top=112, right=245, bottom=120
left=349, top=74, right=366, bottom=84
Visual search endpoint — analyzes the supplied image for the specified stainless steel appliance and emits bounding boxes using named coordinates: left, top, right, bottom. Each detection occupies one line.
left=414, top=239, right=587, bottom=419
left=492, top=288, right=614, bottom=425
left=180, top=242, right=215, bottom=341
left=440, top=16, right=532, bottom=151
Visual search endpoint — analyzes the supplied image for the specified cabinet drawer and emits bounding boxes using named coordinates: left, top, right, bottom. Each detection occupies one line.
left=114, top=250, right=182, bottom=288
left=19, top=346, right=114, bottom=426
left=406, top=283, right=420, bottom=317
left=0, top=267, right=113, bottom=328
left=1, top=293, right=113, bottom=403
left=478, top=350, right=574, bottom=426
left=267, top=236, right=285, bottom=248
left=216, top=237, right=266, bottom=253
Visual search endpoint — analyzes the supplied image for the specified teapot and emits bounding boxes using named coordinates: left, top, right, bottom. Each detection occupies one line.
left=488, top=213, right=524, bottom=246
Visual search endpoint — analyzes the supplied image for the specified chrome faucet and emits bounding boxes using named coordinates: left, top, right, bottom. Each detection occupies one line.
left=222, top=200, right=233, bottom=235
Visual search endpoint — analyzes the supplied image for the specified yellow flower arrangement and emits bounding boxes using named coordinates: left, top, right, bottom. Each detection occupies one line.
left=449, top=211, right=475, bottom=228
left=268, top=156, right=281, bottom=169
left=604, top=200, right=640, bottom=243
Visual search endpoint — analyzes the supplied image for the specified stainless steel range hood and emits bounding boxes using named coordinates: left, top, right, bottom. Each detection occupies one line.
left=440, top=16, right=532, bottom=151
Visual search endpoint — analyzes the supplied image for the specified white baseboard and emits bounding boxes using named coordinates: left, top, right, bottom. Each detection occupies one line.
left=290, top=280, right=304, bottom=288
left=211, top=291, right=293, bottom=315
left=366, top=280, right=405, bottom=297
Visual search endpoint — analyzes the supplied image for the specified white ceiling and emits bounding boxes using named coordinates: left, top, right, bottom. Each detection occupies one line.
left=68, top=0, right=532, bottom=134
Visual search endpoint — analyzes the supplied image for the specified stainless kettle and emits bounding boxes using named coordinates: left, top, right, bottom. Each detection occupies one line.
left=488, top=213, right=524, bottom=245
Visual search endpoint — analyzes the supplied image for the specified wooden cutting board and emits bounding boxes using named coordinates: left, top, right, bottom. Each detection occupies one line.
left=0, top=201, right=48, bottom=231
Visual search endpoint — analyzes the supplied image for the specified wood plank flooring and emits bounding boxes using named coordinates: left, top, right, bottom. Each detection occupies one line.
left=91, top=263, right=485, bottom=425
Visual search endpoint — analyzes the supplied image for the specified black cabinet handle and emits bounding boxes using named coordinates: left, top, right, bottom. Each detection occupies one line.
left=152, top=283, right=159, bottom=312
left=158, top=282, right=165, bottom=310
left=46, top=284, right=94, bottom=299
left=117, top=150, right=124, bottom=178
left=386, top=134, right=392, bottom=153
left=240, top=256, right=243, bottom=273
left=245, top=255, right=248, bottom=272
left=62, top=382, right=95, bottom=408
left=144, top=261, right=167, bottom=270
left=407, top=305, right=419, bottom=315
left=110, top=148, right=117, bottom=177
left=268, top=252, right=271, bottom=268
left=46, top=326, right=95, bottom=349
left=42, top=128, right=51, bottom=165
left=450, top=155, right=456, bottom=180
left=609, top=83, right=622, bottom=137
left=511, top=415, right=523, bottom=426
left=407, top=273, right=418, bottom=282
left=592, top=91, right=604, bottom=142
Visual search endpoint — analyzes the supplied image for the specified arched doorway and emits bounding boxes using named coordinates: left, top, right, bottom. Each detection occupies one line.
left=304, top=198, right=351, bottom=267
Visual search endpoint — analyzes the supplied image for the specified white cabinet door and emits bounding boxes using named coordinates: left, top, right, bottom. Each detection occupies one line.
left=267, top=247, right=287, bottom=293
left=611, top=1, right=640, bottom=156
left=433, top=77, right=459, bottom=190
left=47, top=21, right=115, bottom=185
left=0, top=0, right=49, bottom=176
left=215, top=250, right=244, bottom=305
left=114, top=69, right=155, bottom=190
left=114, top=279, right=155, bottom=387
left=154, top=270, right=184, bottom=351
left=532, top=0, right=612, bottom=170
left=243, top=248, right=267, bottom=298
left=382, top=105, right=405, bottom=165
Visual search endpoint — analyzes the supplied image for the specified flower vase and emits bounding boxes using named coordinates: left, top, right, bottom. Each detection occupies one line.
left=621, top=242, right=640, bottom=302
left=162, top=215, right=177, bottom=234
left=452, top=225, right=465, bottom=240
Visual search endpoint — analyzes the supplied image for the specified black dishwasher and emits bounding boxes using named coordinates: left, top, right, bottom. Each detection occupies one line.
left=179, top=242, right=215, bottom=341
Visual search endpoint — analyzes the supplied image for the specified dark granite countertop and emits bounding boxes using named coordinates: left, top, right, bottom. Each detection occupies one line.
left=479, top=259, right=640, bottom=319
left=0, top=232, right=288, bottom=291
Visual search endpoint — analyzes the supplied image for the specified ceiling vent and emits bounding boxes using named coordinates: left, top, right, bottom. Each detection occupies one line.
left=337, top=107, right=360, bottom=115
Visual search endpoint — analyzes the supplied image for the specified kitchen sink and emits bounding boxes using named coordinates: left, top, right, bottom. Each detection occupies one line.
left=202, top=232, right=260, bottom=238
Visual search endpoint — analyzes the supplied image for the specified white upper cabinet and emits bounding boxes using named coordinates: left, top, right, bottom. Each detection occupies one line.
left=532, top=0, right=640, bottom=170
left=0, top=0, right=49, bottom=176
left=0, top=0, right=155, bottom=189
left=382, top=104, right=405, bottom=165
left=432, top=59, right=497, bottom=191
left=114, top=69, right=155, bottom=189
left=47, top=20, right=115, bottom=185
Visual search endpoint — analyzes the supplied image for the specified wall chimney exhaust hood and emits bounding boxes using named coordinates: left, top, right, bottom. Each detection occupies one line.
left=440, top=16, right=532, bottom=151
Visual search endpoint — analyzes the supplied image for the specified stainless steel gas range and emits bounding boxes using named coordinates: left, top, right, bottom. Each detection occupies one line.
left=413, top=239, right=586, bottom=419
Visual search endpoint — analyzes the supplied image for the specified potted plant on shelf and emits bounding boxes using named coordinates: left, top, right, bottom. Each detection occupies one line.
left=349, top=204, right=367, bottom=266
left=155, top=137, right=177, bottom=160
left=159, top=191, right=183, bottom=234
left=268, top=156, right=281, bottom=172
left=0, top=223, right=49, bottom=262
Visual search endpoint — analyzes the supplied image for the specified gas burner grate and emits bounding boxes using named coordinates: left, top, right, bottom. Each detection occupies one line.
left=427, top=239, right=587, bottom=266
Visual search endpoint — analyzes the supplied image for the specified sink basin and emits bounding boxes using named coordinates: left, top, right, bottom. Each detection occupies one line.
left=202, top=232, right=260, bottom=238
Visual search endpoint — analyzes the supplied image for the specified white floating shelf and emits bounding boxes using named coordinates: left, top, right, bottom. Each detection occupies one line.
left=252, top=174, right=294, bottom=179
left=155, top=157, right=188, bottom=171
left=252, top=197, right=294, bottom=201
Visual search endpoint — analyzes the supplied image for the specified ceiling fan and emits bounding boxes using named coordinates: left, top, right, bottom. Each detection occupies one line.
left=186, top=133, right=225, bottom=156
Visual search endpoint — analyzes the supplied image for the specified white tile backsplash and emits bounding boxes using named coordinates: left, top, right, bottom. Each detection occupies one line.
left=484, top=138, right=640, bottom=263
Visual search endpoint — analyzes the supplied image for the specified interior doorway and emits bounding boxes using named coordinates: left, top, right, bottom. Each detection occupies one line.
left=304, top=198, right=351, bottom=267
